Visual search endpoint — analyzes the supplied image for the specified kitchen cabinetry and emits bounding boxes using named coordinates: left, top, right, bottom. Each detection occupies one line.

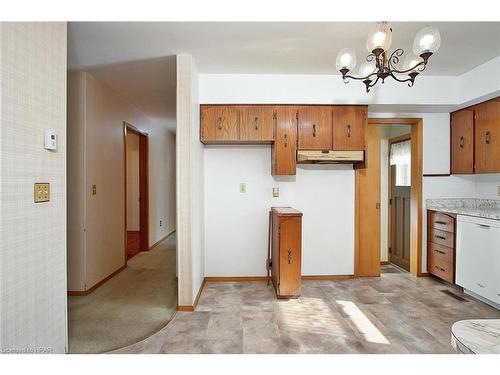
left=239, top=105, right=274, bottom=142
left=450, top=109, right=474, bottom=174
left=297, top=106, right=332, bottom=150
left=332, top=105, right=367, bottom=151
left=427, top=210, right=456, bottom=284
left=271, top=207, right=302, bottom=298
left=272, top=106, right=298, bottom=176
left=201, top=105, right=239, bottom=143
left=456, top=215, right=500, bottom=307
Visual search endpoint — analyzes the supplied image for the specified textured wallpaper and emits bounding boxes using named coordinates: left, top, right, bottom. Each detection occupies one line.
left=0, top=22, right=67, bottom=353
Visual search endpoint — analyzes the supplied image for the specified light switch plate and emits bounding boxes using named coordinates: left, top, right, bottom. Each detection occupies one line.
left=272, top=187, right=279, bottom=198
left=240, top=183, right=246, bottom=193
left=34, top=183, right=50, bottom=203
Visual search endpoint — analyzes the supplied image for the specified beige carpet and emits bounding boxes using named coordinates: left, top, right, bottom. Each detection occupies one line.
left=68, top=233, right=177, bottom=353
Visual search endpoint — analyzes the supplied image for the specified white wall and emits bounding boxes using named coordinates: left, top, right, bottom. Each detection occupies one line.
left=204, top=147, right=355, bottom=276
left=0, top=22, right=67, bottom=353
left=126, top=132, right=140, bottom=231
left=474, top=174, right=500, bottom=200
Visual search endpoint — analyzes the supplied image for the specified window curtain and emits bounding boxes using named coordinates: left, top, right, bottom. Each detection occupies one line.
left=390, top=140, right=411, bottom=186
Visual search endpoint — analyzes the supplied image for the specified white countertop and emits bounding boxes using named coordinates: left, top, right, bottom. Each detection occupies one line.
left=426, top=199, right=500, bottom=220
left=451, top=319, right=500, bottom=354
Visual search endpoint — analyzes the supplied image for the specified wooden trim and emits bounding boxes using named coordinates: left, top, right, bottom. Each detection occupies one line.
left=149, top=229, right=176, bottom=250
left=177, top=305, right=194, bottom=312
left=301, top=275, right=354, bottom=281
left=380, top=261, right=391, bottom=265
left=68, top=265, right=126, bottom=296
left=204, top=276, right=269, bottom=282
left=177, top=276, right=206, bottom=312
left=356, top=118, right=423, bottom=278
left=388, top=133, right=411, bottom=145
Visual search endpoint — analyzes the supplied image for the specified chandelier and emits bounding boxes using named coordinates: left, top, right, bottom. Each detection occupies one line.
left=335, top=22, right=441, bottom=92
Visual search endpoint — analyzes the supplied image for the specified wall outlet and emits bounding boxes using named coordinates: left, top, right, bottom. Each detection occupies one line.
left=34, top=183, right=50, bottom=203
left=497, top=185, right=500, bottom=197
left=240, top=183, right=246, bottom=193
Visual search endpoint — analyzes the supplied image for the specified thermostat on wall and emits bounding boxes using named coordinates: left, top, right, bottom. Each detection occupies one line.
left=44, top=129, right=57, bottom=150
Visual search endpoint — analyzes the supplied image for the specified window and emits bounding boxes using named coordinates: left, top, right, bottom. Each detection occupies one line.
left=390, top=139, right=411, bottom=186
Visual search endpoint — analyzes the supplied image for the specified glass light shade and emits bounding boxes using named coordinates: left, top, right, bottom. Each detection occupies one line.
left=412, top=26, right=441, bottom=55
left=403, top=54, right=423, bottom=73
left=336, top=48, right=357, bottom=71
left=358, top=61, right=376, bottom=78
left=366, top=22, right=393, bottom=53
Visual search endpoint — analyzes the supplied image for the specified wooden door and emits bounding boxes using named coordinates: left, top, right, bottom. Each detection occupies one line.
left=239, top=106, right=273, bottom=142
left=278, top=217, right=302, bottom=297
left=475, top=101, right=500, bottom=173
left=297, top=106, right=332, bottom=150
left=451, top=109, right=474, bottom=174
left=272, top=106, right=297, bottom=175
left=355, top=123, right=380, bottom=276
left=201, top=106, right=239, bottom=142
left=332, top=106, right=367, bottom=150
left=390, top=165, right=411, bottom=271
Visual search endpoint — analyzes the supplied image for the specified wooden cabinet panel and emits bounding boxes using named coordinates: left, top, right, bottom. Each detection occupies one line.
left=201, top=106, right=239, bottom=143
left=297, top=106, right=332, bottom=150
left=427, top=241, right=454, bottom=264
left=428, top=211, right=455, bottom=233
left=450, top=109, right=474, bottom=174
left=475, top=101, right=500, bottom=173
left=332, top=105, right=367, bottom=150
left=272, top=106, right=297, bottom=175
left=428, top=254, right=454, bottom=284
left=427, top=209, right=456, bottom=284
left=429, top=227, right=454, bottom=248
left=239, top=105, right=274, bottom=142
left=271, top=207, right=302, bottom=298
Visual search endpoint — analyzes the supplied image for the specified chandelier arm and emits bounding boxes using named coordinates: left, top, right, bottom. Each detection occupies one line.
left=365, top=75, right=381, bottom=92
left=342, top=71, right=379, bottom=82
left=390, top=61, right=427, bottom=75
left=389, top=71, right=415, bottom=84
left=387, top=48, right=405, bottom=71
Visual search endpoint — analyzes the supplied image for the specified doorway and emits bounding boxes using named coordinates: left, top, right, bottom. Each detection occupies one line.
left=124, top=122, right=149, bottom=261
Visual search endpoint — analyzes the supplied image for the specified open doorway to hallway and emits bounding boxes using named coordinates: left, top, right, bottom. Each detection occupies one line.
left=66, top=54, right=178, bottom=353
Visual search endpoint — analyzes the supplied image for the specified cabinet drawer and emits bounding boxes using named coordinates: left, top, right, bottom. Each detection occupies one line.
left=427, top=241, right=454, bottom=264
left=428, top=228, right=454, bottom=248
left=428, top=256, right=454, bottom=284
left=428, top=211, right=455, bottom=232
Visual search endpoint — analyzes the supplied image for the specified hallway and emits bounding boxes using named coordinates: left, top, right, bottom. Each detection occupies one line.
left=68, top=233, right=177, bottom=353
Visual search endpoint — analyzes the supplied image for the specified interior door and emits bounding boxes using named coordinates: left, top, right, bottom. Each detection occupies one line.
left=390, top=165, right=411, bottom=271
left=297, top=106, right=332, bottom=150
left=278, top=218, right=302, bottom=296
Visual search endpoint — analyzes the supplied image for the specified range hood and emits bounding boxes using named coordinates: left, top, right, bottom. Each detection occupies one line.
left=297, top=150, right=364, bottom=163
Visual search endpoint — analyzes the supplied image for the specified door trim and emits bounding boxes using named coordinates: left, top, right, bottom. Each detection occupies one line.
left=355, top=118, right=423, bottom=277
left=124, top=122, right=149, bottom=265
left=388, top=133, right=411, bottom=268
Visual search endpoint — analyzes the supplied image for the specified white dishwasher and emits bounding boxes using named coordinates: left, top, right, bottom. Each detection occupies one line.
left=456, top=215, right=500, bottom=308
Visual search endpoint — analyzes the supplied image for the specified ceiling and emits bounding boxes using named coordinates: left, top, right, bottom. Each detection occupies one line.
left=68, top=22, right=500, bottom=130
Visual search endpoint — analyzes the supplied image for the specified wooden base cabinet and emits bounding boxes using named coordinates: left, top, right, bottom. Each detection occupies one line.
left=271, top=207, right=302, bottom=298
left=427, top=210, right=456, bottom=284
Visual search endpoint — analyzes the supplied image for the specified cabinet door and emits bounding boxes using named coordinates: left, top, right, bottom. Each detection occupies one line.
left=272, top=106, right=297, bottom=175
left=200, top=106, right=239, bottom=143
left=239, top=106, right=273, bottom=142
left=475, top=101, right=500, bottom=173
left=278, top=217, right=301, bottom=297
left=297, top=106, right=332, bottom=150
left=332, top=106, right=367, bottom=150
left=450, top=109, right=474, bottom=174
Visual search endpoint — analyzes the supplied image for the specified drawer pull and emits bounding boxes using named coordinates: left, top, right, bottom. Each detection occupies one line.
left=217, top=117, right=223, bottom=130
left=434, top=266, right=446, bottom=272
left=284, top=133, right=288, bottom=147
left=485, top=131, right=491, bottom=145
left=347, top=124, right=352, bottom=138
left=459, top=136, right=464, bottom=148
left=435, top=220, right=447, bottom=225
left=433, top=249, right=446, bottom=255
left=477, top=224, right=490, bottom=229
left=254, top=116, right=259, bottom=130
left=477, top=283, right=485, bottom=288
left=312, top=124, right=316, bottom=137
left=435, top=235, right=447, bottom=240
left=287, top=250, right=293, bottom=264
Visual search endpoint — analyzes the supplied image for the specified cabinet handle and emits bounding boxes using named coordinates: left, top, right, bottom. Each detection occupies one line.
left=435, top=220, right=447, bottom=225
left=287, top=250, right=293, bottom=264
left=217, top=117, right=223, bottom=130
left=284, top=133, right=288, bottom=147
left=485, top=131, right=491, bottom=144
left=254, top=116, right=259, bottom=130
left=477, top=224, right=490, bottom=229
left=433, top=249, right=446, bottom=255
left=478, top=283, right=485, bottom=288
left=459, top=136, right=464, bottom=148
left=435, top=235, right=446, bottom=240
left=347, top=124, right=352, bottom=138
left=312, top=124, right=316, bottom=137
left=434, top=266, right=446, bottom=272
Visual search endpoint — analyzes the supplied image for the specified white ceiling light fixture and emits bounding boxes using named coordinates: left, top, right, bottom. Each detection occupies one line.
left=336, top=22, right=441, bottom=92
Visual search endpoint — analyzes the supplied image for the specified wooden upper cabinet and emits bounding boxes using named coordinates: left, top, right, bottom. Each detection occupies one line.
left=297, top=106, right=332, bottom=150
left=450, top=109, right=474, bottom=174
left=332, top=105, right=367, bottom=150
left=272, top=106, right=297, bottom=175
left=475, top=100, right=500, bottom=173
left=201, top=106, right=239, bottom=143
left=239, top=105, right=274, bottom=142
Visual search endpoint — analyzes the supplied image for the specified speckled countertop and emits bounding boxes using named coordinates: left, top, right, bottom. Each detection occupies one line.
left=451, top=319, right=500, bottom=354
left=426, top=198, right=500, bottom=220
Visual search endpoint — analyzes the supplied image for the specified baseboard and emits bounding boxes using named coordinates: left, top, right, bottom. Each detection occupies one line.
left=149, top=229, right=176, bottom=250
left=177, top=276, right=206, bottom=312
left=204, top=276, right=268, bottom=282
left=380, top=261, right=390, bottom=265
left=301, top=275, right=355, bottom=281
left=177, top=305, right=195, bottom=312
left=68, top=265, right=126, bottom=296
left=418, top=272, right=431, bottom=277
